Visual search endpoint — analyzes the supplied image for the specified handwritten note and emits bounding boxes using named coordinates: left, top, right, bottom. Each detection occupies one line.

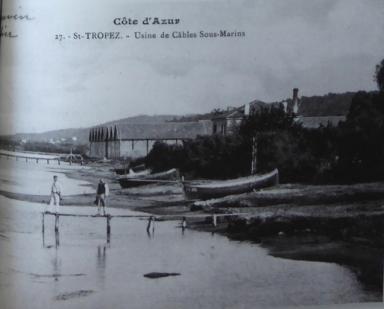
left=1, top=14, right=34, bottom=38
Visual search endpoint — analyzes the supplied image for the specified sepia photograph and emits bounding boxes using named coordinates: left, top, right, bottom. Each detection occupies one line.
left=0, top=0, right=383, bottom=308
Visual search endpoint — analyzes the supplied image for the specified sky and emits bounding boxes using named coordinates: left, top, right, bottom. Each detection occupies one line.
left=0, top=0, right=383, bottom=134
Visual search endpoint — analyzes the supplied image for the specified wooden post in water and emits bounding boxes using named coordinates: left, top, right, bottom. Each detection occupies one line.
left=42, top=213, right=45, bottom=234
left=146, top=216, right=152, bottom=233
left=36, top=158, right=38, bottom=163
left=54, top=214, right=59, bottom=233
left=47, top=159, right=49, bottom=164
left=212, top=214, right=217, bottom=227
left=58, top=159, right=60, bottom=165
left=55, top=230, right=60, bottom=248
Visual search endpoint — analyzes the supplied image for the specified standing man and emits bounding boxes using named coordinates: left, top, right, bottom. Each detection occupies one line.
left=50, top=175, right=62, bottom=213
left=96, top=179, right=109, bottom=215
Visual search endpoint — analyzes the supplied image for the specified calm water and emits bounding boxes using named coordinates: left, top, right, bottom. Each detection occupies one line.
left=0, top=158, right=380, bottom=308
left=0, top=159, right=93, bottom=195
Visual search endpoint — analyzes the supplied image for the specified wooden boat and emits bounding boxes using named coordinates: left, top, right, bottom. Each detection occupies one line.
left=182, top=168, right=279, bottom=200
left=118, top=168, right=179, bottom=188
left=121, top=169, right=152, bottom=178
left=114, top=163, right=146, bottom=175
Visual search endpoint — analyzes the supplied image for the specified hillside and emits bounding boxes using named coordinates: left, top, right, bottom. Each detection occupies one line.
left=8, top=114, right=201, bottom=144
left=298, top=92, right=355, bottom=117
left=102, top=114, right=178, bottom=126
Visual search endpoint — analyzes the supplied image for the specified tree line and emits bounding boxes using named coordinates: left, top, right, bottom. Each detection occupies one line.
left=144, top=59, right=384, bottom=184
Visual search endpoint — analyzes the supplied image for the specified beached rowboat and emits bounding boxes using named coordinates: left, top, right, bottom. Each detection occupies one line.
left=114, top=163, right=146, bottom=175
left=182, top=169, right=279, bottom=200
left=118, top=168, right=179, bottom=188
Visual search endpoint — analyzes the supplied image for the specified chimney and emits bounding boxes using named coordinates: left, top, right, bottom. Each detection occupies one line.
left=292, top=88, right=299, bottom=114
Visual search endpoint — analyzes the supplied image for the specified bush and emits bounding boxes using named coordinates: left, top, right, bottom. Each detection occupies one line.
left=146, top=135, right=250, bottom=179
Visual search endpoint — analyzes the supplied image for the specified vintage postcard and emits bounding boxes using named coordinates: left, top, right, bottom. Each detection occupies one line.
left=0, top=0, right=383, bottom=308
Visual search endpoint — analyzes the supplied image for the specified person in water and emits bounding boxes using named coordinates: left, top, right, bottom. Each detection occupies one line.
left=96, top=179, right=109, bottom=215
left=49, top=175, right=62, bottom=213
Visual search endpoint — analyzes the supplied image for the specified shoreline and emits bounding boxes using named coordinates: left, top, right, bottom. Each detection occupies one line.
left=1, top=162, right=383, bottom=293
left=3, top=162, right=384, bottom=234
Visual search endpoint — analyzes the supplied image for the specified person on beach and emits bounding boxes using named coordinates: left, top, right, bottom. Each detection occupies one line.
left=96, top=179, right=109, bottom=215
left=49, top=175, right=62, bottom=213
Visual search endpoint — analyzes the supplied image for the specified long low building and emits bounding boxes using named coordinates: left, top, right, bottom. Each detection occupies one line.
left=89, top=121, right=211, bottom=159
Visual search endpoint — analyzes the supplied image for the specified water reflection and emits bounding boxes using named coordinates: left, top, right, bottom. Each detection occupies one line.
left=55, top=230, right=60, bottom=248
left=42, top=227, right=60, bottom=249
left=96, top=243, right=109, bottom=289
left=52, top=246, right=61, bottom=282
left=97, top=244, right=107, bottom=270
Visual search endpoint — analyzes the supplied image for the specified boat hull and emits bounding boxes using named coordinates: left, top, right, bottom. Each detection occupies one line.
left=183, top=169, right=279, bottom=200
left=118, top=168, right=179, bottom=188
left=114, top=164, right=146, bottom=175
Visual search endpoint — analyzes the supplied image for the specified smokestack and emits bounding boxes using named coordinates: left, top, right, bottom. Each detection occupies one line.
left=292, top=88, right=299, bottom=114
